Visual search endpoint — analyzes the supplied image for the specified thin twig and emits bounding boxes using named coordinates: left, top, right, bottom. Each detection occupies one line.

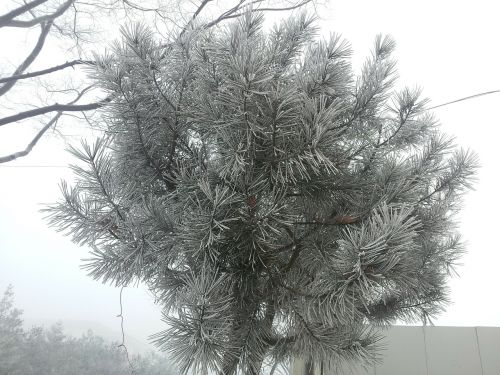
left=179, top=0, right=213, bottom=37
left=201, top=0, right=313, bottom=30
left=0, top=21, right=52, bottom=97
left=0, top=60, right=94, bottom=84
left=0, top=85, right=94, bottom=163
left=117, top=286, right=136, bottom=374
left=0, top=113, right=61, bottom=163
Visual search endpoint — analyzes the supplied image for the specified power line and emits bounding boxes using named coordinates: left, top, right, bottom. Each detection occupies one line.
left=1, top=90, right=499, bottom=169
left=427, top=89, right=500, bottom=110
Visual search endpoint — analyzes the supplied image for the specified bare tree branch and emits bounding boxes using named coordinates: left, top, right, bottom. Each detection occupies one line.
left=247, top=0, right=313, bottom=12
left=179, top=0, right=213, bottom=37
left=0, top=96, right=111, bottom=127
left=0, top=113, right=62, bottom=163
left=0, top=21, right=53, bottom=97
left=203, top=0, right=312, bottom=30
left=0, top=0, right=49, bottom=27
left=203, top=0, right=247, bottom=30
left=121, top=0, right=164, bottom=15
left=0, top=85, right=94, bottom=163
left=0, top=59, right=94, bottom=85
left=0, top=0, right=75, bottom=28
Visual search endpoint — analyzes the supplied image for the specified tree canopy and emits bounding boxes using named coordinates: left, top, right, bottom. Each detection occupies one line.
left=45, top=11, right=478, bottom=375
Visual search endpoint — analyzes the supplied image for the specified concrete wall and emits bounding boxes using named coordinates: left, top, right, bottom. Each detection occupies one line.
left=291, top=326, right=500, bottom=375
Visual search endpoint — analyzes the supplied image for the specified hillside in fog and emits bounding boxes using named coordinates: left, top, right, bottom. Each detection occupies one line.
left=0, top=285, right=175, bottom=375
left=24, top=318, right=153, bottom=355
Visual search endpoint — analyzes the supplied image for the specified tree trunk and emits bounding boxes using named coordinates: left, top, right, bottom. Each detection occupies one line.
left=220, top=296, right=256, bottom=375
left=220, top=296, right=275, bottom=375
left=220, top=318, right=247, bottom=375
left=249, top=300, right=275, bottom=374
left=305, top=358, right=315, bottom=375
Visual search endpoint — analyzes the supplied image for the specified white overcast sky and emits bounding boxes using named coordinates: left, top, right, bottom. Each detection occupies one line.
left=1, top=0, right=500, bottom=353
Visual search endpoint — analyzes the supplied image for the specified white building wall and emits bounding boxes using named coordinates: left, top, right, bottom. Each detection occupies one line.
left=291, top=326, right=500, bottom=375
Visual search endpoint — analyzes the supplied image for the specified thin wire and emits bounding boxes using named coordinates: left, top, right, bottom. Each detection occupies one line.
left=1, top=90, right=499, bottom=169
left=427, top=89, right=500, bottom=110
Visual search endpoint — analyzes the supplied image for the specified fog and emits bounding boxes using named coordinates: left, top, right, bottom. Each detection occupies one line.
left=1, top=0, right=499, bottom=361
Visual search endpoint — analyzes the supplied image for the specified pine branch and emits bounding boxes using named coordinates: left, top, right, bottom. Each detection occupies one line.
left=118, top=85, right=171, bottom=186
left=277, top=214, right=357, bottom=262
left=89, top=154, right=125, bottom=221
left=293, top=215, right=358, bottom=226
left=43, top=12, right=478, bottom=373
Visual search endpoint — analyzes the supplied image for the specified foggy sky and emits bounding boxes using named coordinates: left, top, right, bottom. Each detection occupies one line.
left=1, top=0, right=499, bottom=352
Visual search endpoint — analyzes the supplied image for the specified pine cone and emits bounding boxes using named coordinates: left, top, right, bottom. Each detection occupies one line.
left=334, top=215, right=357, bottom=224
left=246, top=195, right=257, bottom=209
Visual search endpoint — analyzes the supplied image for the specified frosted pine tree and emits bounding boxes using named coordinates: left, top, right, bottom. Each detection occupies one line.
left=45, top=12, right=478, bottom=375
